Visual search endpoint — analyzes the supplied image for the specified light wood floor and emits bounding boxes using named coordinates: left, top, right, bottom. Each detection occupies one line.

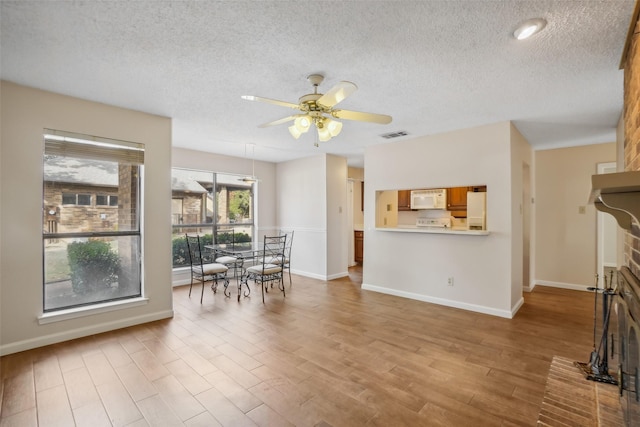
left=1, top=268, right=599, bottom=426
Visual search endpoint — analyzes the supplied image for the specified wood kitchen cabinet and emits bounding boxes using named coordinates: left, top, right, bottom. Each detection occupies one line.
left=354, top=230, right=364, bottom=264
left=398, top=190, right=412, bottom=211
left=447, top=186, right=487, bottom=217
left=447, top=187, right=468, bottom=211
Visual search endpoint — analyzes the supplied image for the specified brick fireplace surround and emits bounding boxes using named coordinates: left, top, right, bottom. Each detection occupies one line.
left=623, top=5, right=639, bottom=278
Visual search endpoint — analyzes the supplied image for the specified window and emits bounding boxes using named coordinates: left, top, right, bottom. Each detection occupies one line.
left=43, top=129, right=144, bottom=312
left=96, top=194, right=118, bottom=206
left=62, top=193, right=92, bottom=205
left=171, top=168, right=254, bottom=268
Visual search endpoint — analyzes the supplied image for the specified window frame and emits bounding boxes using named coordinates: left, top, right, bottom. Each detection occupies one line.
left=171, top=167, right=255, bottom=269
left=42, top=129, right=144, bottom=313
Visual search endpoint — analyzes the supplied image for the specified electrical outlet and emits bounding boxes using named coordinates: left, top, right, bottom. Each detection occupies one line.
left=447, top=277, right=454, bottom=286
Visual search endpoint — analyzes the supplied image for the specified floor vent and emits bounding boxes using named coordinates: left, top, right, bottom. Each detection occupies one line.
left=380, top=130, right=408, bottom=139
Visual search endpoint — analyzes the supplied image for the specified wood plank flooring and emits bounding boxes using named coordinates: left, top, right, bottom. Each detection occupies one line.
left=1, top=268, right=602, bottom=426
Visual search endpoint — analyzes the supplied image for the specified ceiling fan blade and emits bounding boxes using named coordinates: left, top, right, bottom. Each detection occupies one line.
left=258, top=114, right=304, bottom=128
left=241, top=95, right=299, bottom=109
left=317, top=81, right=358, bottom=107
left=333, top=109, right=392, bottom=124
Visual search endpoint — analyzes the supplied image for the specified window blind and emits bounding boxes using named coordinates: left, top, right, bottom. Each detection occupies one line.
left=44, top=129, right=144, bottom=165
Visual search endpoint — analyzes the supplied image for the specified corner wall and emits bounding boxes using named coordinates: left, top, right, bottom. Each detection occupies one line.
left=276, top=154, right=328, bottom=279
left=363, top=122, right=518, bottom=317
left=275, top=153, right=349, bottom=280
left=0, top=81, right=173, bottom=355
left=510, top=124, right=533, bottom=308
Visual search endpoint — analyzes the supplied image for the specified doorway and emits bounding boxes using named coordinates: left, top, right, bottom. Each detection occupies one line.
left=597, top=162, right=617, bottom=281
left=347, top=179, right=355, bottom=267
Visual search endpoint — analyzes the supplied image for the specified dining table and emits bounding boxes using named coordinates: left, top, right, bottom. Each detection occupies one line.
left=205, top=242, right=265, bottom=301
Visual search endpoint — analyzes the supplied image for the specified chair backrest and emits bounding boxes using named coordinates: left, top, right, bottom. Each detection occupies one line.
left=215, top=226, right=235, bottom=249
left=185, top=234, right=205, bottom=269
left=261, top=234, right=287, bottom=268
left=283, top=230, right=293, bottom=262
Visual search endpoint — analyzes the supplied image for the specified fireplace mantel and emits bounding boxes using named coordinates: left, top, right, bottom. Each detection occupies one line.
left=588, top=171, right=640, bottom=230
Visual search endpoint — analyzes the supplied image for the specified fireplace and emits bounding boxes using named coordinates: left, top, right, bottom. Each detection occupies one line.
left=617, top=266, right=640, bottom=425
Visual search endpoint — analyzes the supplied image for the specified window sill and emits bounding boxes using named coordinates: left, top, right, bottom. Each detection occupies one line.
left=38, top=297, right=149, bottom=325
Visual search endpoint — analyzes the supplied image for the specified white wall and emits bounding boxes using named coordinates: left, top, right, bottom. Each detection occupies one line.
left=363, top=122, right=518, bottom=318
left=325, top=154, right=349, bottom=279
left=276, top=155, right=328, bottom=279
left=0, top=81, right=173, bottom=355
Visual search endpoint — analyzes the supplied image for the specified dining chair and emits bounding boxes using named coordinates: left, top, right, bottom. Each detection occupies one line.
left=273, top=230, right=294, bottom=286
left=185, top=234, right=229, bottom=303
left=242, top=234, right=287, bottom=303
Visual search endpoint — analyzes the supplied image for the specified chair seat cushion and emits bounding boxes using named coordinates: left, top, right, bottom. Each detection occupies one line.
left=268, top=257, right=289, bottom=265
left=247, top=264, right=282, bottom=275
left=197, top=263, right=228, bottom=275
left=216, top=256, right=238, bottom=264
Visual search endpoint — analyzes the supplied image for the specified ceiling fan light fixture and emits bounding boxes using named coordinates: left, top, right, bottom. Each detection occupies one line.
left=295, top=115, right=311, bottom=132
left=513, top=18, right=547, bottom=40
left=318, top=126, right=332, bottom=142
left=242, top=73, right=392, bottom=145
left=327, top=119, right=343, bottom=137
left=288, top=124, right=302, bottom=139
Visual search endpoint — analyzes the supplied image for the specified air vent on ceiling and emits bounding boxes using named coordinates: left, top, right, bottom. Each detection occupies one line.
left=380, top=131, right=408, bottom=139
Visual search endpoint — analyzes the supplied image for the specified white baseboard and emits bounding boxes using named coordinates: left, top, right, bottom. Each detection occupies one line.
left=0, top=310, right=174, bottom=356
left=523, top=283, right=536, bottom=292
left=361, top=283, right=515, bottom=319
left=172, top=268, right=347, bottom=284
left=534, top=280, right=591, bottom=292
left=511, top=296, right=525, bottom=317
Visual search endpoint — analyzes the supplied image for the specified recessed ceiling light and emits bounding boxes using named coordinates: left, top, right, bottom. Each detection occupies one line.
left=513, top=18, right=547, bottom=40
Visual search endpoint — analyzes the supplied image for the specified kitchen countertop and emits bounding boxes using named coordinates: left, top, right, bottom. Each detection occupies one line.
left=376, top=225, right=490, bottom=235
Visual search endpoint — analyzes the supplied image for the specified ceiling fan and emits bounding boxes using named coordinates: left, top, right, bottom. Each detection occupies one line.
left=241, top=74, right=392, bottom=144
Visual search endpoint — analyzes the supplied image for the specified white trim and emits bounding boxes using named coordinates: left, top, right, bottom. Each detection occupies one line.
left=361, top=283, right=514, bottom=319
left=511, top=296, right=525, bottom=317
left=596, top=161, right=617, bottom=281
left=523, top=283, right=537, bottom=292
left=2, top=309, right=174, bottom=356
left=38, top=297, right=150, bottom=324
left=289, top=269, right=328, bottom=281
left=327, top=271, right=349, bottom=280
left=534, top=280, right=591, bottom=292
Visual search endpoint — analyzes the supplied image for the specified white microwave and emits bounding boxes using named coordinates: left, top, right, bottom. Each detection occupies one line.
left=410, top=189, right=447, bottom=210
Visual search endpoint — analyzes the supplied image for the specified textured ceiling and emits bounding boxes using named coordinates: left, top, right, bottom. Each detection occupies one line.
left=1, top=1, right=636, bottom=167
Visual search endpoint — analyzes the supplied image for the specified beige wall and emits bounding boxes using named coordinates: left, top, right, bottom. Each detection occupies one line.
left=0, top=81, right=173, bottom=355
left=534, top=143, right=616, bottom=289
